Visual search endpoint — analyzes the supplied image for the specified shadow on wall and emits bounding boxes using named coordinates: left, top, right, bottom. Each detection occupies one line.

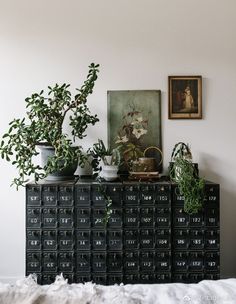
left=199, top=152, right=236, bottom=278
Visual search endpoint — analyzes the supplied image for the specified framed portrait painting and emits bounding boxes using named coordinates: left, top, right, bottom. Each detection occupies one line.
left=168, top=76, right=202, bottom=119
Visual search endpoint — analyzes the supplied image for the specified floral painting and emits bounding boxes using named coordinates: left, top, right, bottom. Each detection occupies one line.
left=107, top=90, right=162, bottom=172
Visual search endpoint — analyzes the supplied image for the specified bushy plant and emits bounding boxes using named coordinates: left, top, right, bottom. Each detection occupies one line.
left=0, top=63, right=100, bottom=188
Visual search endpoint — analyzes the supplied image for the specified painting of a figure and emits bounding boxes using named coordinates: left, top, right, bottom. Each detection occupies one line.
left=168, top=76, right=202, bottom=119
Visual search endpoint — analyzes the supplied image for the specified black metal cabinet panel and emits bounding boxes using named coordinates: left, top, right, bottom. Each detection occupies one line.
left=26, top=180, right=220, bottom=285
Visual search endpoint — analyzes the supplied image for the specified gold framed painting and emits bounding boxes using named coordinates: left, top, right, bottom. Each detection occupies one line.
left=168, top=76, right=202, bottom=119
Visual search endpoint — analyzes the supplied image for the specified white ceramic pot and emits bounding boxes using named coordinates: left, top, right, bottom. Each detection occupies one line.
left=100, top=165, right=119, bottom=181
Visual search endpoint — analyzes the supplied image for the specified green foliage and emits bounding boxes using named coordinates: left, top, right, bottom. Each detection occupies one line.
left=169, top=157, right=205, bottom=214
left=88, top=139, right=122, bottom=177
left=0, top=63, right=100, bottom=188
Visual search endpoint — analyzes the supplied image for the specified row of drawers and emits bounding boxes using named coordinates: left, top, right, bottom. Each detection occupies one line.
left=26, top=184, right=219, bottom=207
left=26, top=250, right=219, bottom=274
left=26, top=206, right=219, bottom=229
left=29, top=271, right=220, bottom=285
left=26, top=228, right=219, bottom=251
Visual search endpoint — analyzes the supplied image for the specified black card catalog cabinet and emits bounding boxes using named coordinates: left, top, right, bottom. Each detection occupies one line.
left=26, top=179, right=220, bottom=285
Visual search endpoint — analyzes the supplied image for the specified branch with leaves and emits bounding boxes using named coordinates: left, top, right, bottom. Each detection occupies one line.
left=0, top=63, right=100, bottom=188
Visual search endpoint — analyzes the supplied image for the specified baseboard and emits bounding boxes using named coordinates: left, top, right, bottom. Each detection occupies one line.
left=0, top=276, right=24, bottom=284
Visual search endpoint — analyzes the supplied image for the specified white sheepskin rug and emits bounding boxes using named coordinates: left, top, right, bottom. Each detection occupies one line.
left=0, top=275, right=236, bottom=304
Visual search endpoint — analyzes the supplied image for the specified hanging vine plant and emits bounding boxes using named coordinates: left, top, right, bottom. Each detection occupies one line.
left=169, top=143, right=205, bottom=214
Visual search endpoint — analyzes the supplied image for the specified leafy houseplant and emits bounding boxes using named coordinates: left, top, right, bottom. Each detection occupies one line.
left=0, top=63, right=100, bottom=188
left=169, top=143, right=205, bottom=214
left=89, top=139, right=121, bottom=181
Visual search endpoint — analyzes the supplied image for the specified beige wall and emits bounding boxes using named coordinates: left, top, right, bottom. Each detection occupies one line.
left=0, top=0, right=235, bottom=281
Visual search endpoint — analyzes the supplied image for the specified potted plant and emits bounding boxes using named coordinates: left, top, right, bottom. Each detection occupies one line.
left=89, top=139, right=121, bottom=181
left=169, top=142, right=205, bottom=214
left=0, top=63, right=100, bottom=188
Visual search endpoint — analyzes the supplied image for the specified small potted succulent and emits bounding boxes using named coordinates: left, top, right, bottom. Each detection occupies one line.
left=89, top=139, right=121, bottom=181
left=0, top=63, right=100, bottom=188
left=169, top=142, right=205, bottom=214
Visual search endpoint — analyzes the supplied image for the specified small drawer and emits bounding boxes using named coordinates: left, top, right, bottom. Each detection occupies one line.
left=124, top=273, right=139, bottom=284
left=92, top=185, right=107, bottom=207
left=204, top=184, right=219, bottom=203
left=92, top=273, right=107, bottom=285
left=76, top=231, right=91, bottom=251
left=76, top=186, right=91, bottom=206
left=58, top=208, right=74, bottom=228
left=124, top=229, right=139, bottom=250
left=205, top=229, right=220, bottom=250
left=155, top=273, right=171, bottom=283
left=92, top=253, right=106, bottom=272
left=155, top=251, right=171, bottom=272
left=108, top=231, right=122, bottom=250
left=58, top=252, right=74, bottom=272
left=173, top=207, right=189, bottom=227
left=58, top=230, right=74, bottom=251
left=140, top=273, right=156, bottom=283
left=42, top=208, right=57, bottom=228
left=42, top=252, right=57, bottom=272
left=155, top=184, right=170, bottom=204
left=92, top=208, right=106, bottom=228
left=108, top=208, right=122, bottom=228
left=188, top=272, right=204, bottom=283
left=140, top=207, right=154, bottom=227
left=58, top=186, right=74, bottom=206
left=26, top=230, right=41, bottom=250
left=189, top=212, right=204, bottom=227
left=42, top=186, right=57, bottom=206
left=124, top=208, right=139, bottom=228
left=140, top=251, right=155, bottom=272
left=173, top=229, right=189, bottom=250
left=42, top=230, right=57, bottom=250
left=205, top=252, right=220, bottom=271
left=205, top=208, right=219, bottom=227
left=189, top=230, right=204, bottom=250
left=106, top=185, right=122, bottom=207
left=92, top=231, right=106, bottom=251
left=42, top=273, right=57, bottom=285
left=26, top=186, right=41, bottom=206
left=173, top=252, right=188, bottom=272
left=76, top=208, right=90, bottom=228
left=26, top=208, right=41, bottom=228
left=140, top=229, right=154, bottom=249
left=189, top=252, right=204, bottom=272
left=26, top=252, right=41, bottom=272
left=76, top=253, right=91, bottom=272
left=156, top=207, right=171, bottom=227
left=172, top=273, right=188, bottom=283
left=140, top=185, right=155, bottom=205
left=107, top=274, right=123, bottom=285
left=108, top=253, right=123, bottom=272
left=156, top=229, right=171, bottom=249
left=123, top=185, right=140, bottom=205
left=76, top=273, right=91, bottom=283
left=124, top=252, right=139, bottom=272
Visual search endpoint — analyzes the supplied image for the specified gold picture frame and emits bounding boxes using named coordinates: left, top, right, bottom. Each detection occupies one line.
left=168, top=76, right=202, bottom=119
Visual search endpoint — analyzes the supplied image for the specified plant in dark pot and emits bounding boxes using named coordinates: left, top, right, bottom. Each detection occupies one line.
left=169, top=142, right=205, bottom=214
left=0, top=63, right=100, bottom=188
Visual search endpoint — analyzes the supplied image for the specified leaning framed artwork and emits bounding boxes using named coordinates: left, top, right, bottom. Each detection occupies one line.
left=168, top=76, right=202, bottom=119
left=107, top=90, right=162, bottom=172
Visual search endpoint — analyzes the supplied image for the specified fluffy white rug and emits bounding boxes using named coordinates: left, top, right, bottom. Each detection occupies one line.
left=0, top=275, right=236, bottom=304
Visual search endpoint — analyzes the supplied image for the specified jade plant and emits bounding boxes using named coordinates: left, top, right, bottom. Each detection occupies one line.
left=169, top=143, right=205, bottom=214
left=0, top=63, right=100, bottom=188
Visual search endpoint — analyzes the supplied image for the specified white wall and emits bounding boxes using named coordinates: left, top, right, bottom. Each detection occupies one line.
left=0, top=0, right=235, bottom=282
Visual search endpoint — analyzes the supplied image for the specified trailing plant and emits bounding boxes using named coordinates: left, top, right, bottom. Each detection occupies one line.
left=171, top=142, right=192, bottom=161
left=0, top=63, right=100, bottom=188
left=169, top=157, right=205, bottom=214
left=97, top=181, right=113, bottom=225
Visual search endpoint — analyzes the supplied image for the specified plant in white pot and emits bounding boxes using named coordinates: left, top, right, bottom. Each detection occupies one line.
left=0, top=63, right=100, bottom=188
left=89, top=139, right=121, bottom=181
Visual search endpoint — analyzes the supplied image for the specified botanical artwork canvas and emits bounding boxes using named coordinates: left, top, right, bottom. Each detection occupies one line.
left=107, top=90, right=162, bottom=172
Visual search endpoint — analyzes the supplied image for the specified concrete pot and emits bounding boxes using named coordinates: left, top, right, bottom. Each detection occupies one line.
left=38, top=145, right=78, bottom=181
